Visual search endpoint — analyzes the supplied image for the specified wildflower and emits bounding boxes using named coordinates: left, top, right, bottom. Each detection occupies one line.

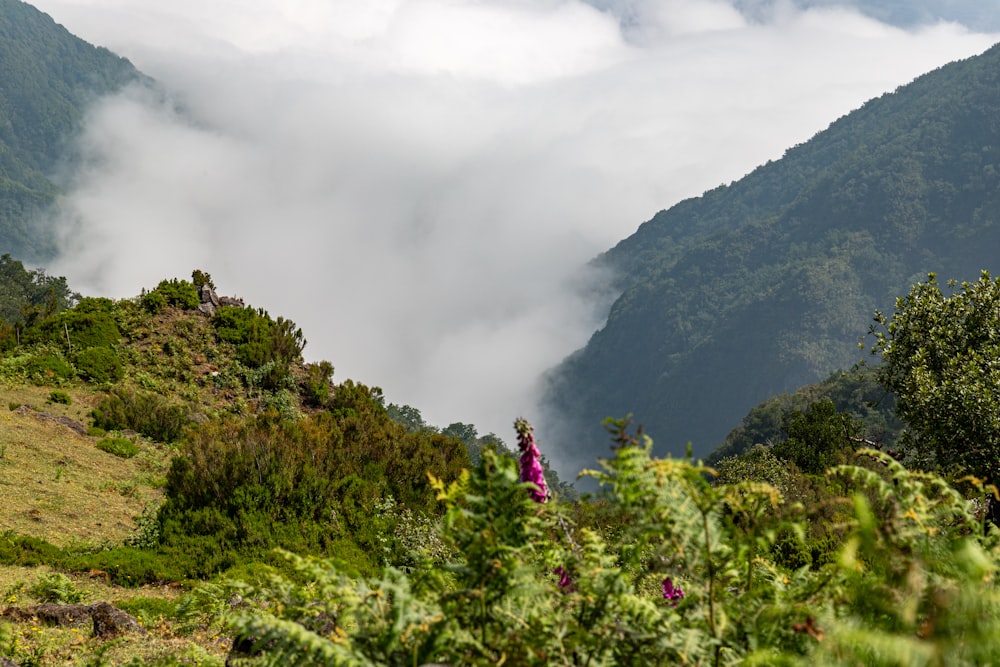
left=662, top=577, right=684, bottom=606
left=554, top=566, right=573, bottom=591
left=514, top=417, right=548, bottom=503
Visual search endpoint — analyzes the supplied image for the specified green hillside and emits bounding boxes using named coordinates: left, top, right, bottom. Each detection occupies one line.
left=2, top=267, right=1000, bottom=666
left=0, top=0, right=141, bottom=261
left=542, top=40, right=1000, bottom=466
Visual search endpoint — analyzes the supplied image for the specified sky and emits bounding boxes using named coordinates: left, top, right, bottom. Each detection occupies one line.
left=27, top=0, right=1000, bottom=469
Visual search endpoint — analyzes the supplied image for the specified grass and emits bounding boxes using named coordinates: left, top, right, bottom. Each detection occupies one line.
left=0, top=386, right=165, bottom=548
left=0, top=565, right=231, bottom=666
left=0, top=571, right=235, bottom=664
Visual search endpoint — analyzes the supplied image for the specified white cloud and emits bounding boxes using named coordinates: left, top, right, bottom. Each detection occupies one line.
left=31, top=0, right=1000, bottom=463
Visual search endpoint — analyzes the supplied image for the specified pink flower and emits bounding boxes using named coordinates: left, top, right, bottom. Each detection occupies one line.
left=514, top=417, right=548, bottom=503
left=662, top=577, right=684, bottom=606
left=554, top=566, right=573, bottom=591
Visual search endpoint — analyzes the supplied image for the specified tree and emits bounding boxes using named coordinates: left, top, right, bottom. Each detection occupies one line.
left=772, top=399, right=862, bottom=475
left=871, top=271, right=1000, bottom=487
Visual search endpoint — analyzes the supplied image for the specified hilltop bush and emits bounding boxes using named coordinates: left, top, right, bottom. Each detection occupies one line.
left=91, top=388, right=190, bottom=443
left=74, top=345, right=123, bottom=384
left=212, top=306, right=304, bottom=371
left=28, top=297, right=121, bottom=350
left=141, top=278, right=200, bottom=314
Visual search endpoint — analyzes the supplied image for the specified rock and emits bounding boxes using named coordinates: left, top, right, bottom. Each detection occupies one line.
left=90, top=601, right=143, bottom=639
left=226, top=634, right=276, bottom=667
left=2, top=604, right=91, bottom=627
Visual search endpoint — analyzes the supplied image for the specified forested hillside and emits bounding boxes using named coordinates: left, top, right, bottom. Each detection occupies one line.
left=543, top=40, right=1000, bottom=466
left=0, top=0, right=141, bottom=260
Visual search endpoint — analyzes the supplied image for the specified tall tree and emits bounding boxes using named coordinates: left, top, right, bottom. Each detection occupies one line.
left=871, top=271, right=1000, bottom=486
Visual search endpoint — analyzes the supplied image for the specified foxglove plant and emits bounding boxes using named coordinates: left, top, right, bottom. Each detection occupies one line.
left=662, top=577, right=684, bottom=606
left=514, top=417, right=548, bottom=503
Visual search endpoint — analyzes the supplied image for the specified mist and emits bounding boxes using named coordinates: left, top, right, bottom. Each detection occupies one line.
left=29, top=0, right=999, bottom=468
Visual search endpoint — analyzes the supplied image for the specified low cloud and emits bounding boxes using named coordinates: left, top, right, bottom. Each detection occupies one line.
left=33, top=0, right=999, bottom=467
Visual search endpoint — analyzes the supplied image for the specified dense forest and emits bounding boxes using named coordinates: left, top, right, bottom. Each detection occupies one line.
left=0, top=0, right=141, bottom=261
left=543, top=39, right=1000, bottom=469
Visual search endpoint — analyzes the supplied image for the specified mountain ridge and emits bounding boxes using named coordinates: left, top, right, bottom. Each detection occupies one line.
left=542, top=40, right=1000, bottom=471
left=0, top=0, right=142, bottom=261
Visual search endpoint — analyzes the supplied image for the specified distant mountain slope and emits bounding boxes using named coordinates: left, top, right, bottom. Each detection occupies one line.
left=0, top=0, right=141, bottom=260
left=542, top=41, right=1000, bottom=469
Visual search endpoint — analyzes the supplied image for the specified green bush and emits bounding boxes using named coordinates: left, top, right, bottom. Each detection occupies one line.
left=96, top=437, right=139, bottom=459
left=152, top=279, right=200, bottom=310
left=92, top=388, right=190, bottom=443
left=141, top=290, right=167, bottom=314
left=213, top=306, right=305, bottom=372
left=28, top=572, right=84, bottom=604
left=24, top=352, right=74, bottom=384
left=29, top=299, right=121, bottom=350
left=63, top=545, right=222, bottom=587
left=155, top=384, right=469, bottom=575
left=0, top=532, right=63, bottom=567
left=74, top=346, right=124, bottom=384
left=301, top=360, right=334, bottom=407
left=47, top=390, right=71, bottom=405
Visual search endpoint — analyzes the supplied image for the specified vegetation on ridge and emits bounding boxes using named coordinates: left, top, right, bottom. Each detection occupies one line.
left=544, top=40, right=1000, bottom=465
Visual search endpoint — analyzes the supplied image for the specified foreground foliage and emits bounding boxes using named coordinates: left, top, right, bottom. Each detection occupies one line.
left=185, top=419, right=1000, bottom=666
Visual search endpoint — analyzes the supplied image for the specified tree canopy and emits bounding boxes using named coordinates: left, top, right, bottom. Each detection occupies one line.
left=871, top=271, right=1000, bottom=484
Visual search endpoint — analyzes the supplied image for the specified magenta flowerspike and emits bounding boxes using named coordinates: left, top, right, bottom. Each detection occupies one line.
left=514, top=417, right=548, bottom=503
left=662, top=577, right=685, bottom=606
left=554, top=566, right=573, bottom=591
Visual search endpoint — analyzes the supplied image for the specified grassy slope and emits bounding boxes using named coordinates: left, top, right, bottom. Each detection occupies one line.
left=0, top=298, right=311, bottom=666
left=0, top=389, right=231, bottom=665
left=0, top=384, right=164, bottom=546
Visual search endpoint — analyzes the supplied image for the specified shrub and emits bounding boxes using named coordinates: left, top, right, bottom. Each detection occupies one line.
left=29, top=299, right=121, bottom=350
left=182, top=421, right=1000, bottom=667
left=190, top=269, right=216, bottom=291
left=24, top=352, right=75, bottom=384
left=74, top=346, right=124, bottom=384
left=213, top=306, right=305, bottom=370
left=92, top=388, right=190, bottom=443
left=156, top=384, right=469, bottom=574
left=301, top=360, right=334, bottom=407
left=96, top=437, right=139, bottom=459
left=142, top=278, right=200, bottom=313
left=141, top=289, right=167, bottom=314
left=0, top=532, right=63, bottom=567
left=28, top=572, right=84, bottom=604
left=47, top=390, right=72, bottom=405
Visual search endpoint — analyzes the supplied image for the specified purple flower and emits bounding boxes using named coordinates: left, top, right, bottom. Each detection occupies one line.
left=662, top=577, right=684, bottom=606
left=514, top=418, right=548, bottom=503
left=554, top=566, right=573, bottom=591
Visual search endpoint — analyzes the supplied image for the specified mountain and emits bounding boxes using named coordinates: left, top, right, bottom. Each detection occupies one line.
left=542, top=41, right=1000, bottom=470
left=0, top=0, right=142, bottom=261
